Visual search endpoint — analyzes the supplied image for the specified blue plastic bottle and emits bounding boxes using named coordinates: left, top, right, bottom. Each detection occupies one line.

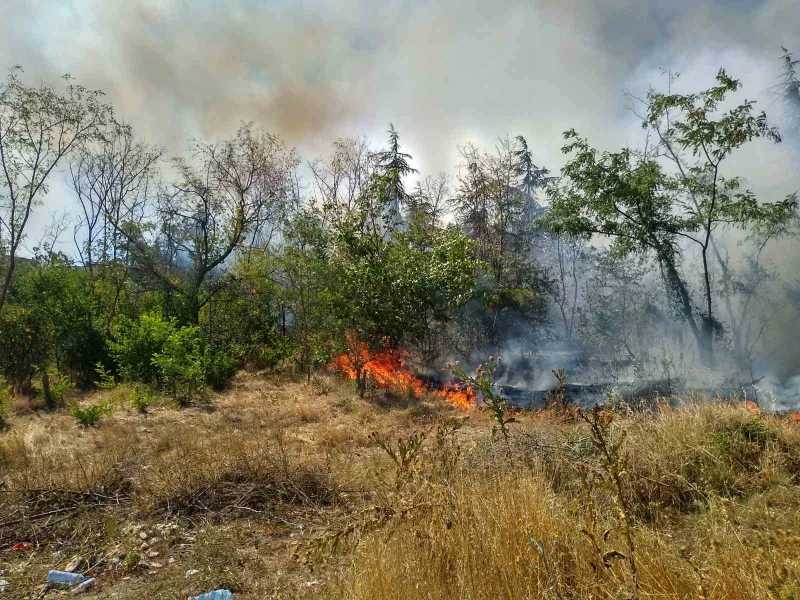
left=46, top=570, right=86, bottom=587
left=189, top=590, right=234, bottom=600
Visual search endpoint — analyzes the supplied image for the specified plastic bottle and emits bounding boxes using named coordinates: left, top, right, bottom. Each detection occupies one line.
left=46, top=570, right=86, bottom=588
left=188, top=590, right=234, bottom=600
left=70, top=578, right=96, bottom=593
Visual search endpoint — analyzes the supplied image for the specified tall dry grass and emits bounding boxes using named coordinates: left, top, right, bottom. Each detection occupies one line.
left=324, top=402, right=800, bottom=600
left=1, top=374, right=799, bottom=599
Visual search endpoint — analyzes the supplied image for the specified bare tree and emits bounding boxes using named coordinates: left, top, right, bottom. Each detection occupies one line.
left=0, top=67, right=113, bottom=311
left=111, top=122, right=297, bottom=323
left=408, top=173, right=451, bottom=230
left=70, top=122, right=163, bottom=272
left=550, top=234, right=585, bottom=341
left=309, top=136, right=380, bottom=235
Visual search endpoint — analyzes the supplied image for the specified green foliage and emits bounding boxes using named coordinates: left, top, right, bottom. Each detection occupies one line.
left=110, top=313, right=177, bottom=382
left=152, top=325, right=208, bottom=406
left=328, top=215, right=477, bottom=355
left=209, top=254, right=285, bottom=368
left=203, top=345, right=238, bottom=391
left=129, top=383, right=156, bottom=414
left=543, top=70, right=798, bottom=367
left=38, top=368, right=73, bottom=408
left=449, top=356, right=517, bottom=442
left=0, top=375, right=11, bottom=430
left=70, top=399, right=113, bottom=427
left=12, top=254, right=108, bottom=388
left=95, top=362, right=116, bottom=389
left=0, top=304, right=46, bottom=393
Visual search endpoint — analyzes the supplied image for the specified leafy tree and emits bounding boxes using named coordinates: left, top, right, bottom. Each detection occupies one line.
left=279, top=206, right=329, bottom=381
left=152, top=325, right=208, bottom=406
left=110, top=312, right=176, bottom=383
left=325, top=182, right=477, bottom=395
left=0, top=303, right=46, bottom=394
left=0, top=67, right=113, bottom=312
left=545, top=70, right=798, bottom=367
left=206, top=252, right=286, bottom=368
left=12, top=255, right=107, bottom=388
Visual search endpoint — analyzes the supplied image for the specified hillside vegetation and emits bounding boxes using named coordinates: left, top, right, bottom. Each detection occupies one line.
left=1, top=374, right=799, bottom=599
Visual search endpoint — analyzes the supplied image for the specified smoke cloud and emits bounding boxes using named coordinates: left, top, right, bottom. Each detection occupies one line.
left=2, top=0, right=797, bottom=170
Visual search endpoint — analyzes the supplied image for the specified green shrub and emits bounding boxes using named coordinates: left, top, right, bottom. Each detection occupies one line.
left=256, top=335, right=299, bottom=370
left=38, top=368, right=73, bottom=408
left=152, top=326, right=208, bottom=406
left=129, top=383, right=156, bottom=414
left=0, top=304, right=46, bottom=393
left=0, top=376, right=11, bottom=430
left=203, top=346, right=238, bottom=391
left=70, top=400, right=113, bottom=427
left=95, top=362, right=117, bottom=389
left=12, top=260, right=108, bottom=388
left=110, top=313, right=176, bottom=382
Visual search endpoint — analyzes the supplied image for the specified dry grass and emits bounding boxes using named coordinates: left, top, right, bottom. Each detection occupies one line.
left=1, top=374, right=799, bottom=599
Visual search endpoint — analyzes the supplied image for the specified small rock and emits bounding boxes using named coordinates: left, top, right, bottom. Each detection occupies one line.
left=138, top=532, right=148, bottom=540
left=140, top=542, right=149, bottom=551
left=168, top=557, right=175, bottom=564
left=148, top=537, right=161, bottom=546
left=0, top=579, right=8, bottom=593
left=147, top=550, right=159, bottom=558
left=185, top=569, right=200, bottom=577
left=149, top=562, right=163, bottom=569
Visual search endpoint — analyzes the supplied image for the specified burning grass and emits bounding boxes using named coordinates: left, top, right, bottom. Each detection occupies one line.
left=0, top=372, right=799, bottom=599
left=330, top=334, right=476, bottom=409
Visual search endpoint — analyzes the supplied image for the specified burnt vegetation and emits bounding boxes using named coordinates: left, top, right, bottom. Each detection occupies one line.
left=1, top=53, right=800, bottom=599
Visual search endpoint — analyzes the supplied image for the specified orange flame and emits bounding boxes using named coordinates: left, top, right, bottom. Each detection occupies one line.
left=436, top=383, right=476, bottom=411
left=330, top=333, right=476, bottom=410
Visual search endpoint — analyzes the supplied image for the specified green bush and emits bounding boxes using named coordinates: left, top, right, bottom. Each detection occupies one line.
left=0, top=376, right=11, bottom=430
left=110, top=313, right=176, bottom=382
left=12, top=260, right=108, bottom=388
left=95, top=362, right=117, bottom=389
left=0, top=304, right=46, bottom=393
left=129, top=383, right=156, bottom=414
left=152, top=325, right=208, bottom=406
left=70, top=400, right=113, bottom=427
left=203, top=346, right=238, bottom=391
left=38, top=368, right=73, bottom=409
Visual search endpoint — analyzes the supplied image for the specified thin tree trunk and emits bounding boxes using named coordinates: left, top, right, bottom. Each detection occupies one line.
left=701, top=247, right=715, bottom=368
left=42, top=370, right=54, bottom=411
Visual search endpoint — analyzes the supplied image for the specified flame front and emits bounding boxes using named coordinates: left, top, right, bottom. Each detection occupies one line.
left=330, top=334, right=476, bottom=410
left=435, top=383, right=476, bottom=411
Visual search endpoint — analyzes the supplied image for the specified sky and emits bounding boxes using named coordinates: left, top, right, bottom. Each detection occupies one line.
left=1, top=0, right=799, bottom=243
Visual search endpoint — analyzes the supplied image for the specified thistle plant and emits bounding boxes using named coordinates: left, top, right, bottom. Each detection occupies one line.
left=448, top=356, right=517, bottom=442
